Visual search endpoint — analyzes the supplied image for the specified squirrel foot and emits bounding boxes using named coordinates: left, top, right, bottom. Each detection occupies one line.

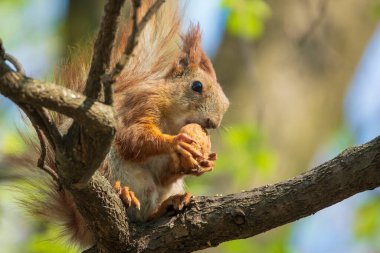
left=147, top=192, right=191, bottom=221
left=114, top=180, right=141, bottom=210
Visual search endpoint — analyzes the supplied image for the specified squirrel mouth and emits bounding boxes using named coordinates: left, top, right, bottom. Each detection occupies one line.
left=184, top=119, right=215, bottom=130
left=184, top=120, right=201, bottom=127
left=184, top=120, right=196, bottom=126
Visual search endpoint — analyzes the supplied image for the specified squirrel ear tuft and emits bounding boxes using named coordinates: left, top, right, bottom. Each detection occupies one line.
left=168, top=24, right=216, bottom=79
left=182, top=24, right=203, bottom=69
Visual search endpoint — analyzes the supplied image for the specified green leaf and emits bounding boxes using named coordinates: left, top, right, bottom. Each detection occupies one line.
left=222, top=0, right=271, bottom=40
left=369, top=3, right=380, bottom=20
left=354, top=198, right=380, bottom=240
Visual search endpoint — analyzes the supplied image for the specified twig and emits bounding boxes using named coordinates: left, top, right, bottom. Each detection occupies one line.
left=0, top=39, right=4, bottom=58
left=34, top=123, right=61, bottom=187
left=0, top=39, right=25, bottom=75
left=120, top=0, right=141, bottom=63
left=3, top=53, right=25, bottom=75
left=19, top=104, right=63, bottom=151
left=102, top=0, right=141, bottom=105
left=35, top=107, right=63, bottom=150
left=102, top=0, right=166, bottom=103
left=0, top=42, right=62, bottom=151
left=14, top=102, right=62, bottom=186
left=18, top=104, right=62, bottom=188
left=84, top=0, right=127, bottom=101
left=114, top=0, right=166, bottom=76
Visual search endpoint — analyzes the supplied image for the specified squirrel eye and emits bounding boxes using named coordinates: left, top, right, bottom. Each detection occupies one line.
left=191, top=81, right=203, bottom=94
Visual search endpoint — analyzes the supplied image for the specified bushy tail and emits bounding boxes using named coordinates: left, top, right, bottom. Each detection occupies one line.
left=10, top=0, right=183, bottom=249
left=12, top=130, right=94, bottom=248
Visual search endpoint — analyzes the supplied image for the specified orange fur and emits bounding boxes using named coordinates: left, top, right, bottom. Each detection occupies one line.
left=15, top=0, right=229, bottom=249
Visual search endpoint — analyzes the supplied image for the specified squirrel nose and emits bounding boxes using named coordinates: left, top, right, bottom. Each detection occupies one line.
left=205, top=118, right=218, bottom=129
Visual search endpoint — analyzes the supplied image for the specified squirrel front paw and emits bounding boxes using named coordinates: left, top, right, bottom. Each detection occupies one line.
left=192, top=152, right=217, bottom=176
left=114, top=180, right=141, bottom=210
left=171, top=133, right=205, bottom=172
left=175, top=124, right=216, bottom=176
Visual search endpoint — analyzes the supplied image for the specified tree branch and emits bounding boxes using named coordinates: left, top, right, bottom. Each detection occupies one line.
left=0, top=66, right=115, bottom=133
left=0, top=39, right=25, bottom=75
left=121, top=135, right=380, bottom=252
left=71, top=172, right=130, bottom=253
left=32, top=121, right=60, bottom=186
left=84, top=0, right=126, bottom=100
left=19, top=104, right=63, bottom=151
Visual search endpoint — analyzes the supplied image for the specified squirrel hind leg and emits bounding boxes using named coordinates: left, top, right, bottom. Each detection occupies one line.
left=147, top=192, right=191, bottom=221
left=113, top=180, right=141, bottom=210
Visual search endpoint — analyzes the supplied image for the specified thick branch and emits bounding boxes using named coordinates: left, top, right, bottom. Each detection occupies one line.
left=0, top=65, right=115, bottom=132
left=71, top=172, right=130, bottom=253
left=123, top=135, right=380, bottom=253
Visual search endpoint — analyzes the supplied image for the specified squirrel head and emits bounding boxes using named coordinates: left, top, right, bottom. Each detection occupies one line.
left=164, top=25, right=229, bottom=133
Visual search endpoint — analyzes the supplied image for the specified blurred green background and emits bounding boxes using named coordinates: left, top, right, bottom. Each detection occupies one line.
left=1, top=0, right=380, bottom=252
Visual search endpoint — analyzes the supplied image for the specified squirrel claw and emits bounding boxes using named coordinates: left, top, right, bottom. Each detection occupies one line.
left=191, top=161, right=214, bottom=176
left=114, top=180, right=122, bottom=194
left=188, top=153, right=217, bottom=176
left=191, top=166, right=213, bottom=176
left=114, top=181, right=141, bottom=210
left=208, top=152, right=217, bottom=161
left=172, top=192, right=191, bottom=211
left=199, top=159, right=213, bottom=168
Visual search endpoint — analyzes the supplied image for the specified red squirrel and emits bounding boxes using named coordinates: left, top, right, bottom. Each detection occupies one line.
left=19, top=0, right=229, bottom=248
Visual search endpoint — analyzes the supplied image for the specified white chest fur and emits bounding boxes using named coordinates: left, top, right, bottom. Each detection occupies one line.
left=107, top=146, right=185, bottom=221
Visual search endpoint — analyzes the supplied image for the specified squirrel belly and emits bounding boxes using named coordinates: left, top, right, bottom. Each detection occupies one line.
left=107, top=146, right=186, bottom=222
